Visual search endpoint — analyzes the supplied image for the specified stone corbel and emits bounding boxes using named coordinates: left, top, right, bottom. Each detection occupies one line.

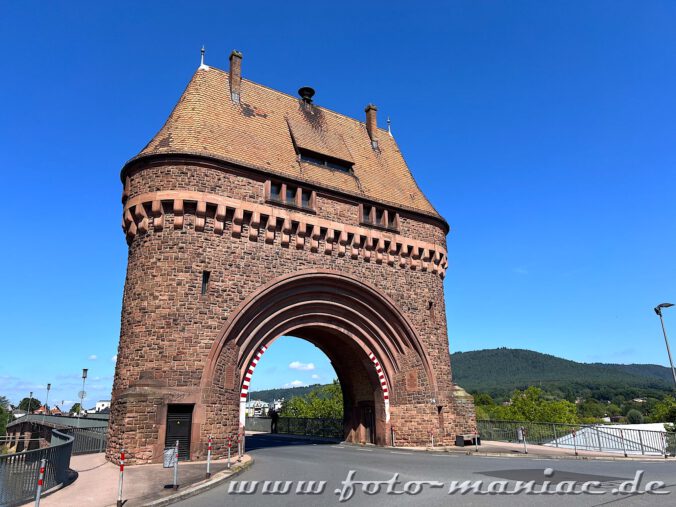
left=351, top=234, right=361, bottom=259
left=232, top=208, right=244, bottom=238
left=173, top=200, right=184, bottom=230
left=214, top=204, right=226, bottom=235
left=265, top=215, right=276, bottom=244
left=195, top=201, right=207, bottom=232
left=281, top=218, right=292, bottom=247
left=249, top=212, right=260, bottom=241
left=399, top=243, right=409, bottom=268
left=296, top=222, right=306, bottom=249
left=151, top=200, right=164, bottom=231
left=375, top=237, right=385, bottom=264
left=126, top=220, right=137, bottom=241
left=324, top=229, right=335, bottom=254
left=310, top=225, right=320, bottom=253
left=421, top=248, right=430, bottom=271
left=338, top=231, right=348, bottom=257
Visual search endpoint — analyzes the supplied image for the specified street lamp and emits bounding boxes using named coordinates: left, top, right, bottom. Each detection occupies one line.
left=27, top=391, right=33, bottom=417
left=42, top=383, right=51, bottom=423
left=654, top=303, right=676, bottom=388
left=78, top=368, right=88, bottom=427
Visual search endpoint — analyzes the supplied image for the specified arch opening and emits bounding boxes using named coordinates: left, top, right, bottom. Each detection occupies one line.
left=241, top=333, right=388, bottom=445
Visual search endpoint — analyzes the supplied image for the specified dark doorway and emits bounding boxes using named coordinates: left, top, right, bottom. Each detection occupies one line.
left=361, top=404, right=375, bottom=444
left=165, top=404, right=193, bottom=460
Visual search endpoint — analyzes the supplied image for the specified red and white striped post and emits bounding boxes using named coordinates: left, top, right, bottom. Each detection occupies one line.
left=34, top=458, right=46, bottom=507
left=227, top=434, right=232, bottom=469
left=116, top=448, right=125, bottom=507
left=237, top=430, right=243, bottom=462
left=206, top=436, right=212, bottom=479
left=390, top=425, right=396, bottom=447
left=429, top=429, right=435, bottom=448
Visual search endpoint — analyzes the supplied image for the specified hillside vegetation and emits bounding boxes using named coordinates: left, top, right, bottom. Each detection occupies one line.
left=451, top=348, right=673, bottom=401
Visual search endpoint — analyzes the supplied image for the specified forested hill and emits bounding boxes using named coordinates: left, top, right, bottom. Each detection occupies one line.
left=451, top=348, right=674, bottom=400
left=248, top=384, right=321, bottom=403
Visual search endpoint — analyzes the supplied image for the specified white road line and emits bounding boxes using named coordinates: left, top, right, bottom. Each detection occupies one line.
left=390, top=451, right=412, bottom=455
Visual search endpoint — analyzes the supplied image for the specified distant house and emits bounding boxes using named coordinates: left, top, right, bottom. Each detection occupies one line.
left=245, top=400, right=269, bottom=417
left=86, top=400, right=111, bottom=414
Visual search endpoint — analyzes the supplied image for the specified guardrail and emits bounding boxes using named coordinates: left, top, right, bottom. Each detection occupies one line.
left=64, top=426, right=108, bottom=455
left=0, top=429, right=74, bottom=507
left=477, top=419, right=676, bottom=456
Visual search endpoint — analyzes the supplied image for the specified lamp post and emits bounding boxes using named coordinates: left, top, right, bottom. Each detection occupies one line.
left=654, top=303, right=676, bottom=388
left=78, top=368, right=88, bottom=427
left=27, top=391, right=33, bottom=416
left=42, top=383, right=51, bottom=423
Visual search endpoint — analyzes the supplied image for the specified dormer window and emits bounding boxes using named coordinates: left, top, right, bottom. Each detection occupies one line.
left=298, top=150, right=353, bottom=173
left=360, top=204, right=399, bottom=231
left=265, top=180, right=316, bottom=212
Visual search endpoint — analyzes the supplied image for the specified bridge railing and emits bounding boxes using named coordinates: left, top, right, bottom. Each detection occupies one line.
left=276, top=417, right=343, bottom=439
left=0, top=429, right=74, bottom=507
left=477, top=419, right=676, bottom=456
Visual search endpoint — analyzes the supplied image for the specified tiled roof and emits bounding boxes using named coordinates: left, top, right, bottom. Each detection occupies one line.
left=127, top=67, right=443, bottom=221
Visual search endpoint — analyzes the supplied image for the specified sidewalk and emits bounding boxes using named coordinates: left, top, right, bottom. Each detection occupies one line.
left=24, top=453, right=253, bottom=507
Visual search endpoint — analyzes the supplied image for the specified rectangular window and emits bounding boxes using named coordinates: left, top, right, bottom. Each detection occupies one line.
left=375, top=208, right=385, bottom=226
left=286, top=186, right=297, bottom=205
left=270, top=182, right=282, bottom=202
left=301, top=189, right=312, bottom=209
left=201, top=271, right=210, bottom=296
left=388, top=212, right=398, bottom=229
left=363, top=205, right=373, bottom=224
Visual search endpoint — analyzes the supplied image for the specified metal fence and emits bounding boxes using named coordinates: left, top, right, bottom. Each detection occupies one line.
left=276, top=417, right=343, bottom=439
left=65, top=426, right=108, bottom=455
left=0, top=429, right=74, bottom=507
left=477, top=420, right=676, bottom=456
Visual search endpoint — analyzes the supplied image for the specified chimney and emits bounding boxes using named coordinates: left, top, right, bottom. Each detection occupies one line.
left=229, top=50, right=243, bottom=103
left=365, top=104, right=378, bottom=149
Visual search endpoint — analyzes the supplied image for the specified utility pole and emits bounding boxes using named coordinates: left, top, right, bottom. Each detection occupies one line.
left=655, top=303, right=676, bottom=388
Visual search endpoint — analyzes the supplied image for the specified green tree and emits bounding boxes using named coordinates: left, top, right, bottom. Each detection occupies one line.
left=473, top=393, right=495, bottom=406
left=626, top=409, right=644, bottom=424
left=18, top=398, right=41, bottom=413
left=650, top=396, right=676, bottom=423
left=69, top=403, right=83, bottom=416
left=280, top=380, right=343, bottom=419
left=484, top=387, right=579, bottom=424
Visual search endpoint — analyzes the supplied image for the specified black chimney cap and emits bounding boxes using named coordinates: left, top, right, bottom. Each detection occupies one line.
left=298, top=86, right=315, bottom=103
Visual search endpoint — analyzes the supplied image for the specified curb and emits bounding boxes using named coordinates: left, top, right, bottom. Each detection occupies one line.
left=393, top=445, right=674, bottom=463
left=140, top=457, right=255, bottom=507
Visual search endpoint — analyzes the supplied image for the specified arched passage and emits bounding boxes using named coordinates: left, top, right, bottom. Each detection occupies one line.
left=199, top=270, right=436, bottom=447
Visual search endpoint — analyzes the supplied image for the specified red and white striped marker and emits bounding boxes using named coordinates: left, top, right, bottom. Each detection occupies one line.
left=35, top=458, right=46, bottom=507
left=227, top=434, right=233, bottom=469
left=206, top=436, right=212, bottom=479
left=240, top=345, right=268, bottom=425
left=368, top=352, right=390, bottom=422
left=117, top=449, right=125, bottom=507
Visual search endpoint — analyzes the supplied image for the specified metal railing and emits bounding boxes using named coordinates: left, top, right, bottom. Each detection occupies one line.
left=64, top=426, right=108, bottom=455
left=0, top=429, right=74, bottom=507
left=276, top=417, right=343, bottom=439
left=477, top=419, right=676, bottom=456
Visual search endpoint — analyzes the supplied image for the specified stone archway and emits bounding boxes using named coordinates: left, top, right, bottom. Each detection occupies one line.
left=197, top=270, right=436, bottom=449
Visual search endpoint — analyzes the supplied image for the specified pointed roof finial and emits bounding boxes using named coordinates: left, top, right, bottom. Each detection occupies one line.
left=387, top=116, right=393, bottom=137
left=199, top=45, right=209, bottom=70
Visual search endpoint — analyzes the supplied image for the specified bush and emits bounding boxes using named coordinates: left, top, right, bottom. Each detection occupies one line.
left=626, top=409, right=644, bottom=424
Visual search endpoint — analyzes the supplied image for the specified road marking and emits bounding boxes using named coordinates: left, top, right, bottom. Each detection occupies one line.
left=356, top=448, right=373, bottom=451
left=390, top=451, right=412, bottom=455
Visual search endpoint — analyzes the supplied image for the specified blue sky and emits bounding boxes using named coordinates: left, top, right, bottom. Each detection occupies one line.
left=1, top=1, right=675, bottom=407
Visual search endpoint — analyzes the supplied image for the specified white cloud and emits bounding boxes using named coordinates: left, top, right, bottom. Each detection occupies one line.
left=311, top=374, right=320, bottom=379
left=288, top=361, right=315, bottom=371
left=88, top=355, right=98, bottom=361
left=282, top=380, right=306, bottom=388
left=111, top=355, right=117, bottom=363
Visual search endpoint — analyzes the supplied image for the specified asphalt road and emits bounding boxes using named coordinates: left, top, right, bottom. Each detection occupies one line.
left=177, top=434, right=676, bottom=506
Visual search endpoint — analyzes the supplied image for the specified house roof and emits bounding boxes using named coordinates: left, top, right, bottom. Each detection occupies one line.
left=124, top=66, right=444, bottom=223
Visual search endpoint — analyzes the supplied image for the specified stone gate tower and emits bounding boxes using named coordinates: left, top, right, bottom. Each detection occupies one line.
left=108, top=51, right=475, bottom=464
